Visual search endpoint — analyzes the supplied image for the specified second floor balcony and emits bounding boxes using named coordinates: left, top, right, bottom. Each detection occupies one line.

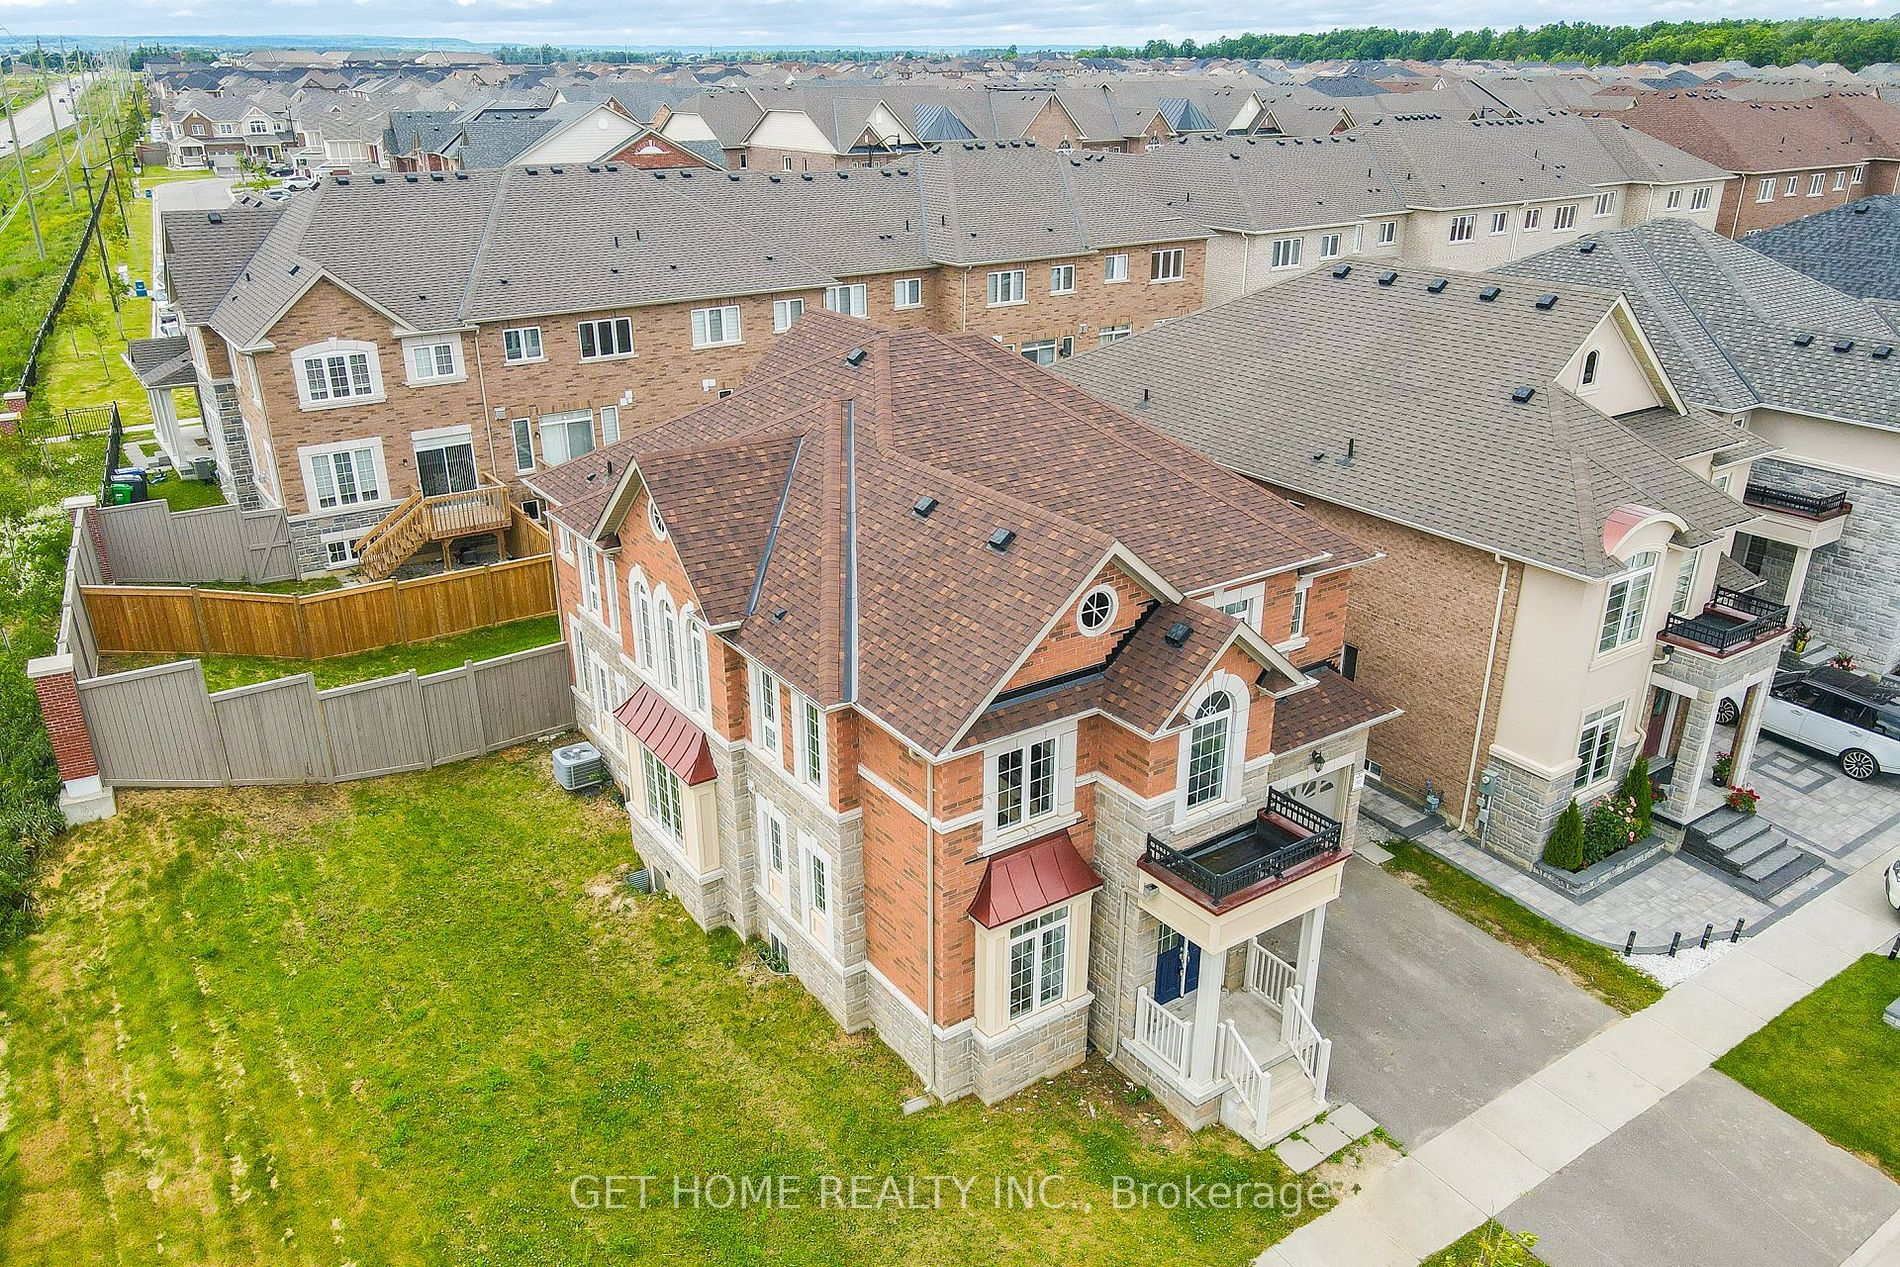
left=1742, top=480, right=1850, bottom=523
left=1660, top=585, right=1790, bottom=659
left=1142, top=788, right=1345, bottom=913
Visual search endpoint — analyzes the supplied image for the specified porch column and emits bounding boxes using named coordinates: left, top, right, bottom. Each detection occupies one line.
left=1782, top=546, right=1816, bottom=618
left=1296, top=905, right=1327, bottom=1010
left=1187, top=943, right=1228, bottom=1085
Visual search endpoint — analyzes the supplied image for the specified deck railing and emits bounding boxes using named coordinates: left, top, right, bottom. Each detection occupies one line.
left=1134, top=986, right=1192, bottom=1080
left=1661, top=585, right=1790, bottom=655
left=1145, top=789, right=1344, bottom=907
left=1742, top=481, right=1848, bottom=520
left=354, top=473, right=511, bottom=581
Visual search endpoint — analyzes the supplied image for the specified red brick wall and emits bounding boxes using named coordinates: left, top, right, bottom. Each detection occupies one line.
left=862, top=778, right=929, bottom=1010
left=1002, top=562, right=1152, bottom=692
left=31, top=663, right=98, bottom=782
left=1715, top=165, right=1888, bottom=237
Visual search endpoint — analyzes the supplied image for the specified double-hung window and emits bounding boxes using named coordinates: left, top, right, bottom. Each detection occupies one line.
left=632, top=580, right=654, bottom=668
left=1007, top=906, right=1068, bottom=1021
left=302, top=442, right=383, bottom=511
left=753, top=665, right=780, bottom=755
left=537, top=410, right=594, bottom=467
left=893, top=276, right=923, bottom=309
left=798, top=698, right=824, bottom=789
left=658, top=599, right=681, bottom=692
left=404, top=338, right=460, bottom=384
left=1049, top=264, right=1075, bottom=295
left=1318, top=232, right=1342, bottom=259
left=1490, top=211, right=1509, bottom=234
left=986, top=269, right=1026, bottom=306
left=578, top=316, right=634, bottom=361
left=757, top=798, right=788, bottom=905
left=1554, top=204, right=1578, bottom=230
left=1786, top=175, right=1800, bottom=196
left=1523, top=207, right=1542, bottom=230
left=690, top=305, right=741, bottom=348
left=1185, top=691, right=1234, bottom=809
left=686, top=615, right=710, bottom=714
left=1448, top=214, right=1476, bottom=243
left=296, top=343, right=379, bottom=407
left=1593, top=191, right=1616, bottom=218
left=502, top=325, right=543, bottom=363
left=803, top=838, right=832, bottom=943
left=1690, top=186, right=1711, bottom=211
left=1150, top=248, right=1184, bottom=282
left=994, top=735, right=1059, bottom=833
left=1103, top=252, right=1129, bottom=283
left=1808, top=172, right=1825, bottom=197
left=1574, top=703, right=1624, bottom=790
left=1665, top=189, right=1682, bottom=210
left=773, top=298, right=805, bottom=331
left=1598, top=551, right=1658, bottom=653
left=641, top=749, right=684, bottom=841
left=824, top=284, right=867, bottom=317
left=1270, top=237, right=1303, bottom=269
left=1289, top=578, right=1310, bottom=639
left=1376, top=220, right=1397, bottom=244
left=1757, top=177, right=1776, bottom=203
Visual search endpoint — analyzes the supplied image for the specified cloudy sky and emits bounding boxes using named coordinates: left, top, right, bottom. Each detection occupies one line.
left=0, top=0, right=1887, bottom=48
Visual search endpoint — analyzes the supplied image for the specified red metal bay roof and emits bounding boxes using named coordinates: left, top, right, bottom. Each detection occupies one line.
left=967, top=829, right=1102, bottom=929
left=613, top=683, right=718, bottom=785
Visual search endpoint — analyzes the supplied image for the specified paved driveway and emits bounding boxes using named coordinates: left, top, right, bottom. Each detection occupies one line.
left=1291, top=857, right=1617, bottom=1147
left=1502, top=1069, right=1900, bottom=1267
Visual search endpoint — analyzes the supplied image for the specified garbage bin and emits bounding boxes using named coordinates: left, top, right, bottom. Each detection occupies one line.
left=110, top=468, right=149, bottom=503
left=109, top=482, right=134, bottom=505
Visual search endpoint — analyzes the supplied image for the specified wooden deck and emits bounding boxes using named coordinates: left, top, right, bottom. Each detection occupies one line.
left=355, top=476, right=512, bottom=581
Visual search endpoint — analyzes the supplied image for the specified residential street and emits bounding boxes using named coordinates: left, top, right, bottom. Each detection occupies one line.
left=2, top=75, right=93, bottom=156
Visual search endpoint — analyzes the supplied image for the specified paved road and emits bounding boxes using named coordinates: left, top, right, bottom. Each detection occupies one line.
left=1282, top=857, right=1616, bottom=1148
left=1503, top=1069, right=1898, bottom=1267
left=3, top=75, right=94, bottom=156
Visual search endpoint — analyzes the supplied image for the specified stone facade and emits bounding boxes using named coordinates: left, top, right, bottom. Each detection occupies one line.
left=1755, top=457, right=1900, bottom=674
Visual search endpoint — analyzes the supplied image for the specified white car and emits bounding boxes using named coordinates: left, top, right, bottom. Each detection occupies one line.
left=1887, top=858, right=1900, bottom=914
left=1759, top=668, right=1900, bottom=780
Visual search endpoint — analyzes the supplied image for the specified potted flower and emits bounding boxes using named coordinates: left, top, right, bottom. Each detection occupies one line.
left=1712, top=751, right=1733, bottom=786
left=1830, top=650, right=1858, bottom=672
left=1790, top=623, right=1812, bottom=655
left=1725, top=785, right=1761, bottom=815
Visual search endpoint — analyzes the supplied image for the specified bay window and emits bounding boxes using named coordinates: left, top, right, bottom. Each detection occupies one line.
left=641, top=749, right=684, bottom=841
left=1007, top=906, right=1068, bottom=1021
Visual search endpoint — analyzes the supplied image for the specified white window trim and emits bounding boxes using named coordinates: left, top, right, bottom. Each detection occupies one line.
left=1597, top=550, right=1659, bottom=657
left=773, top=297, right=806, bottom=332
left=1554, top=204, right=1578, bottom=231
left=1075, top=583, right=1119, bottom=635
left=400, top=334, right=466, bottom=386
left=1593, top=191, right=1616, bottom=218
left=1523, top=207, right=1542, bottom=231
left=1172, top=672, right=1249, bottom=829
left=752, top=662, right=782, bottom=758
left=1376, top=220, right=1398, bottom=244
left=799, top=831, right=834, bottom=947
left=1104, top=252, right=1129, bottom=284
left=690, top=304, right=742, bottom=349
left=1317, top=232, right=1342, bottom=260
left=296, top=437, right=390, bottom=514
left=291, top=338, right=385, bottom=411
left=1270, top=236, right=1303, bottom=269
left=974, top=891, right=1093, bottom=1039
left=1150, top=248, right=1185, bottom=283
left=1756, top=177, right=1775, bottom=203
left=578, top=315, right=636, bottom=362
left=1208, top=581, right=1265, bottom=633
left=893, top=276, right=924, bottom=309
left=1449, top=214, right=1476, bottom=243
left=986, top=269, right=1027, bottom=308
left=1049, top=264, right=1076, bottom=295
left=1573, top=701, right=1626, bottom=793
left=824, top=284, right=868, bottom=317
left=1489, top=212, right=1509, bottom=235
left=795, top=693, right=827, bottom=797
left=756, top=795, right=790, bottom=909
left=318, top=528, right=360, bottom=570
left=980, top=720, right=1080, bottom=854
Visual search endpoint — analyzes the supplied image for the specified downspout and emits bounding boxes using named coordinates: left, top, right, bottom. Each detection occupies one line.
left=1460, top=553, right=1510, bottom=832
left=924, top=750, right=938, bottom=1098
left=471, top=327, right=498, bottom=479
left=1240, top=232, right=1254, bottom=295
left=960, top=266, right=969, bottom=333
left=1726, top=177, right=1745, bottom=238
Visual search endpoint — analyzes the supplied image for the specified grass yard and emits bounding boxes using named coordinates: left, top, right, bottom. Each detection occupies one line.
left=1381, top=841, right=1664, bottom=1014
left=1423, top=1221, right=1546, bottom=1265
left=1716, top=953, right=1900, bottom=1180
left=99, top=614, right=567, bottom=692
left=0, top=745, right=1331, bottom=1265
left=133, top=164, right=221, bottom=187
left=150, top=474, right=227, bottom=510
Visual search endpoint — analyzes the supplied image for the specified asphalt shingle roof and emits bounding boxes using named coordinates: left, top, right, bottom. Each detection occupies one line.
left=1744, top=195, right=1900, bottom=305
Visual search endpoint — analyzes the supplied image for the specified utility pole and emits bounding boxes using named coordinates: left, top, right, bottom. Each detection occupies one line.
left=2, top=77, right=45, bottom=258
left=36, top=39, right=77, bottom=204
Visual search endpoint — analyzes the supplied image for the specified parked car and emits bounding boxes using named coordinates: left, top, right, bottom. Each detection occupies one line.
left=1759, top=668, right=1900, bottom=780
left=265, top=189, right=291, bottom=203
left=1887, top=858, right=1900, bottom=915
left=267, top=164, right=294, bottom=178
left=282, top=175, right=319, bottom=191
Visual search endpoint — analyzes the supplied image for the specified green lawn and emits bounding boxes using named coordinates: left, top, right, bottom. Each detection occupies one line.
left=100, top=614, right=567, bottom=692
left=0, top=746, right=1334, bottom=1265
left=133, top=164, right=221, bottom=187
left=1717, top=954, right=1900, bottom=1180
left=1381, top=842, right=1664, bottom=1014
left=150, top=473, right=227, bottom=510
left=1423, top=1221, right=1547, bottom=1265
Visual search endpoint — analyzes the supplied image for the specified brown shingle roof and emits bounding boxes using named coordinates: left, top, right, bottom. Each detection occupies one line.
left=1270, top=668, right=1400, bottom=752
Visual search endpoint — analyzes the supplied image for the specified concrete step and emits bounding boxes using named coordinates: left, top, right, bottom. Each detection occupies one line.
left=1747, top=847, right=1825, bottom=896
left=1684, top=806, right=1825, bottom=899
left=1263, top=1092, right=1327, bottom=1143
left=1707, top=815, right=1775, bottom=852
left=1726, top=830, right=1793, bottom=870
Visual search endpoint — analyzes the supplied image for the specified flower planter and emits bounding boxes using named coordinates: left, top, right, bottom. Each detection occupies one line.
left=1533, top=835, right=1666, bottom=896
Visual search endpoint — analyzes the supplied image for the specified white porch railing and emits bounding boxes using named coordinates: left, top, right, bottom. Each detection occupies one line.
left=1280, top=987, right=1333, bottom=1105
left=1217, top=1018, right=1270, bottom=1126
left=1134, top=986, right=1192, bottom=1079
left=1246, top=940, right=1298, bottom=1020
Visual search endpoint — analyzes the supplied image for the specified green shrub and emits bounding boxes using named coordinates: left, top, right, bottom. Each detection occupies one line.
left=1542, top=800, right=1585, bottom=871
left=1583, top=796, right=1643, bottom=866
left=1617, top=756, right=1654, bottom=838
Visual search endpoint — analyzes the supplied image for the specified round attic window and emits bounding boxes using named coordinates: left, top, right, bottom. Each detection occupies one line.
left=648, top=501, right=667, bottom=540
left=1077, top=585, right=1117, bottom=635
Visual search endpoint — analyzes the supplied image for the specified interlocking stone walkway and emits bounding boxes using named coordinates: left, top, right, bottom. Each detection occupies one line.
left=1360, top=738, right=1900, bottom=951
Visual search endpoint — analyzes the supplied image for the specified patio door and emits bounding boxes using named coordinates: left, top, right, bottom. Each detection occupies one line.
left=415, top=430, right=478, bottom=497
left=1153, top=923, right=1201, bottom=1005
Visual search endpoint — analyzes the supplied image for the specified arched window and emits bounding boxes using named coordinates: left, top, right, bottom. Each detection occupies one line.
left=1581, top=349, right=1600, bottom=386
left=632, top=579, right=654, bottom=667
left=659, top=597, right=681, bottom=692
left=1186, top=691, right=1233, bottom=809
left=687, top=613, right=710, bottom=714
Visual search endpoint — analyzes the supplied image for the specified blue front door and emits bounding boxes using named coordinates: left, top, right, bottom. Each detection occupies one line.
left=1154, top=924, right=1202, bottom=1005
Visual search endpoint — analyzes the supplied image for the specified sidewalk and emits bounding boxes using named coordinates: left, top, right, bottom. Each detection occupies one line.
left=1256, top=845, right=1900, bottom=1267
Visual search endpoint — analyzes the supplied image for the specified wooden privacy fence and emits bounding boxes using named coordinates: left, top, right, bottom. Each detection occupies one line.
left=82, top=555, right=555, bottom=660
left=77, top=643, right=575, bottom=788
left=93, top=499, right=296, bottom=584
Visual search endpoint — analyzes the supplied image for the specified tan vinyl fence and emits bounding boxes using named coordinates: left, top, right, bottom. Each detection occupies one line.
left=82, top=556, right=556, bottom=660
left=92, top=500, right=297, bottom=584
left=77, top=643, right=575, bottom=788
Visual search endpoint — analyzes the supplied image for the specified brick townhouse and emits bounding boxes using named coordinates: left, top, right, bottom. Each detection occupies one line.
left=523, top=312, right=1396, bottom=1145
left=1064, top=261, right=1790, bottom=870
left=161, top=150, right=1211, bottom=574
left=1606, top=90, right=1900, bottom=236
left=1505, top=218, right=1900, bottom=679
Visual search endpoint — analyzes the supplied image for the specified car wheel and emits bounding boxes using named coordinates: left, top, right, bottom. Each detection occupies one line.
left=1840, top=749, right=1879, bottom=780
left=1716, top=698, right=1739, bottom=725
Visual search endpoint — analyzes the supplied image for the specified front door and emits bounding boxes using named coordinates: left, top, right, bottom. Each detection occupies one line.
left=1644, top=687, right=1673, bottom=758
left=1154, top=923, right=1201, bottom=1005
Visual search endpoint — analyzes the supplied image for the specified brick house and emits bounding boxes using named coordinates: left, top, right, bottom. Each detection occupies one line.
left=1063, top=263, right=1786, bottom=868
left=1606, top=90, right=1900, bottom=236
left=1506, top=218, right=1900, bottom=679
left=523, top=313, right=1395, bottom=1144
left=164, top=153, right=1211, bottom=575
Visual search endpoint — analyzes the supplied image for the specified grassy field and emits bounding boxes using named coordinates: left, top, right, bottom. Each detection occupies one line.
left=150, top=474, right=227, bottom=510
left=1717, top=954, right=1900, bottom=1181
left=0, top=746, right=1333, bottom=1265
left=1381, top=842, right=1665, bottom=1014
left=99, top=615, right=568, bottom=691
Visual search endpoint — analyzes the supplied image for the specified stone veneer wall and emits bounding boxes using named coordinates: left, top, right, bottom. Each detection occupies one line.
left=1481, top=740, right=1636, bottom=868
left=1760, top=457, right=1900, bottom=674
left=208, top=381, right=262, bottom=511
left=1650, top=635, right=1785, bottom=819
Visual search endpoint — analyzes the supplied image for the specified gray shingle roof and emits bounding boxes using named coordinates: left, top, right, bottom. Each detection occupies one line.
left=1500, top=219, right=1900, bottom=430
left=162, top=204, right=283, bottom=325
left=1058, top=265, right=1751, bottom=579
left=1744, top=196, right=1900, bottom=305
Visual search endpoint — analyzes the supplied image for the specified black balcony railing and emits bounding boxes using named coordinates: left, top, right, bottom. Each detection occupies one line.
left=1143, top=788, right=1344, bottom=908
left=1661, top=586, right=1791, bottom=655
left=1743, top=482, right=1849, bottom=519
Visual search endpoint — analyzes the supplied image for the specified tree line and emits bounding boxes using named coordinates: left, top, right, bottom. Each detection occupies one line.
left=1074, top=18, right=1900, bottom=72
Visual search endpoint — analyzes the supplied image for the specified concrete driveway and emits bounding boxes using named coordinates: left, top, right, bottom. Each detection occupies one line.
left=1502, top=1069, right=1900, bottom=1267
left=1298, top=857, right=1618, bottom=1147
